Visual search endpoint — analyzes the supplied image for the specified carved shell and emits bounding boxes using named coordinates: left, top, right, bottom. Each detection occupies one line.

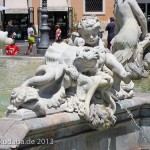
left=10, top=86, right=39, bottom=108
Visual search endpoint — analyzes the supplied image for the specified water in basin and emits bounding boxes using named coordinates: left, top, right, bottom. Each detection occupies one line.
left=0, top=57, right=45, bottom=117
left=133, top=77, right=150, bottom=93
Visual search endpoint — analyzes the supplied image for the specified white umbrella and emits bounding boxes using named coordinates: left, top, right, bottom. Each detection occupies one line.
left=0, top=6, right=10, bottom=11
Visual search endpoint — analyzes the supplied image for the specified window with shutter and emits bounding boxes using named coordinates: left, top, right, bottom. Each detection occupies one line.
left=83, top=0, right=105, bottom=15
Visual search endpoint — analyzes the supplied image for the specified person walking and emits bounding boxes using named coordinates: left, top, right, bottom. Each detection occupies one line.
left=105, top=17, right=115, bottom=49
left=25, top=23, right=35, bottom=55
left=5, top=20, right=16, bottom=39
left=55, top=25, right=62, bottom=43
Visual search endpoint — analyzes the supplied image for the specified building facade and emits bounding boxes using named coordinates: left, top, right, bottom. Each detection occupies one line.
left=70, top=0, right=114, bottom=29
left=0, top=0, right=149, bottom=40
left=137, top=0, right=150, bottom=32
left=0, top=0, right=37, bottom=40
left=38, top=0, right=72, bottom=39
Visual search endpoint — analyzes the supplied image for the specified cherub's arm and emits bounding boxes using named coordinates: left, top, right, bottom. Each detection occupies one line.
left=128, top=0, right=147, bottom=39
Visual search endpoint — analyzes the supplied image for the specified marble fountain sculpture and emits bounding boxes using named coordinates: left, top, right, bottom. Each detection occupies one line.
left=6, top=16, right=135, bottom=131
left=112, top=0, right=150, bottom=79
left=0, top=31, right=13, bottom=54
left=6, top=43, right=132, bottom=130
left=1, top=2, right=150, bottom=149
left=5, top=12, right=150, bottom=129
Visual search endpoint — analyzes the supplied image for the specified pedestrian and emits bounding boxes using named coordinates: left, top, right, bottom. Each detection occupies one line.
left=105, top=17, right=115, bottom=49
left=55, top=25, right=62, bottom=43
left=5, top=20, right=16, bottom=39
left=5, top=39, right=20, bottom=56
left=25, top=23, right=35, bottom=55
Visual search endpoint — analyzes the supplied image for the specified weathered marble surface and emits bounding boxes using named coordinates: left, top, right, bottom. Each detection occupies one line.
left=3, top=9, right=150, bottom=137
left=67, top=16, right=105, bottom=49
left=6, top=42, right=133, bottom=130
left=1, top=93, right=150, bottom=150
left=1, top=4, right=150, bottom=149
left=144, top=53, right=150, bottom=70
left=112, top=0, right=150, bottom=79
left=0, top=31, right=13, bottom=54
left=66, top=16, right=134, bottom=100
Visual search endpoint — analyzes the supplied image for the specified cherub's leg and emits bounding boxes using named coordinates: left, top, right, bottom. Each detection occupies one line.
left=47, top=85, right=66, bottom=108
left=105, top=53, right=131, bottom=84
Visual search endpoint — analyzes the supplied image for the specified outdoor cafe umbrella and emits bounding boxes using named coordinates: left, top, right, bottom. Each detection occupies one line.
left=0, top=6, right=10, bottom=11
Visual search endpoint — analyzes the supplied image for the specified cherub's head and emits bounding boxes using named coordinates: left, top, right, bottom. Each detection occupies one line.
left=78, top=16, right=101, bottom=46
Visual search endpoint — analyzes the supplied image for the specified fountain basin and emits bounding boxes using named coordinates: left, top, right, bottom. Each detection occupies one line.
left=0, top=57, right=150, bottom=149
left=133, top=77, right=150, bottom=93
left=0, top=93, right=150, bottom=150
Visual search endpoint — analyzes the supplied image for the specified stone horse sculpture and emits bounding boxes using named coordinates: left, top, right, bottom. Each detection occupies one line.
left=7, top=42, right=132, bottom=130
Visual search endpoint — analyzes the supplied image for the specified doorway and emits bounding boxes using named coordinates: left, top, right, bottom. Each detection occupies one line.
left=47, top=11, right=68, bottom=39
left=4, top=14, right=29, bottom=40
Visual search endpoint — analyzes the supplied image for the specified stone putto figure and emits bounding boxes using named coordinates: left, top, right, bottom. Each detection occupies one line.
left=66, top=15, right=134, bottom=99
left=66, top=15, right=105, bottom=51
